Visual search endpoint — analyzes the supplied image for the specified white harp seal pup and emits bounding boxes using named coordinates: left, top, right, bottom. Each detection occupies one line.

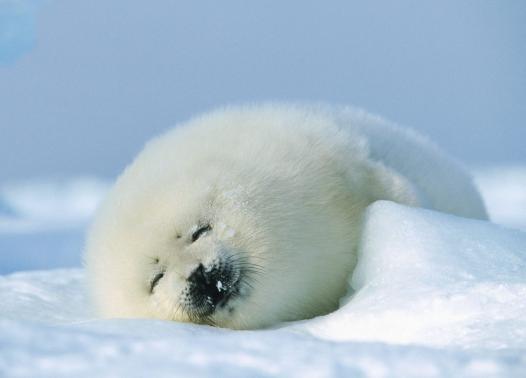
left=85, top=104, right=487, bottom=329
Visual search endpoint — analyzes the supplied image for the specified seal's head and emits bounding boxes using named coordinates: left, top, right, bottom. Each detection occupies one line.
left=85, top=105, right=416, bottom=329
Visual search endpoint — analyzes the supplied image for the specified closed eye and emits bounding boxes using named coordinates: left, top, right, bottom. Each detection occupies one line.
left=150, top=271, right=164, bottom=293
left=191, top=224, right=212, bottom=242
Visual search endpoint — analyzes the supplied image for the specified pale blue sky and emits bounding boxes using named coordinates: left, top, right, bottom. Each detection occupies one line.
left=1, top=0, right=525, bottom=180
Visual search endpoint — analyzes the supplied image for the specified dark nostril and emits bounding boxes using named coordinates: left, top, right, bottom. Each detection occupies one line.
left=188, top=264, right=208, bottom=287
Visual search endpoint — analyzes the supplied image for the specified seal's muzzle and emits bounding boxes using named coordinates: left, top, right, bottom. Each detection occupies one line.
left=187, top=262, right=240, bottom=316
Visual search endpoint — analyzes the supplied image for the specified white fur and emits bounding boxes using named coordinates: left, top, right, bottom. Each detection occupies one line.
left=84, top=104, right=487, bottom=329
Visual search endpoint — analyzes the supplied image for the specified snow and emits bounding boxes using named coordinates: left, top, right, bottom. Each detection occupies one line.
left=301, top=202, right=526, bottom=349
left=1, top=167, right=526, bottom=377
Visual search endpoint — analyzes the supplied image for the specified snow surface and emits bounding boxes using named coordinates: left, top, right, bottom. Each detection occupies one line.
left=1, top=168, right=526, bottom=377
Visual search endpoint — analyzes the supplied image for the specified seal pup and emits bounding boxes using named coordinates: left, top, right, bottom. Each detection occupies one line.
left=85, top=104, right=487, bottom=329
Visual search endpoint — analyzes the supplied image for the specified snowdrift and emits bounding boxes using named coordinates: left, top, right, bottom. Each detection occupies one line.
left=303, top=202, right=526, bottom=349
left=1, top=201, right=526, bottom=377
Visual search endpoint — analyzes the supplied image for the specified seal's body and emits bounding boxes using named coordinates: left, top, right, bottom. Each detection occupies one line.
left=85, top=104, right=487, bottom=329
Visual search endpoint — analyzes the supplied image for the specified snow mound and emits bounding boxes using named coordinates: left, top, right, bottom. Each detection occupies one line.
left=1, top=202, right=526, bottom=376
left=303, top=201, right=526, bottom=349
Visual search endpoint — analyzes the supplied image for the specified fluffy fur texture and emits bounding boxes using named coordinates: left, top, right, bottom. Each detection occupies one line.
left=85, top=104, right=487, bottom=329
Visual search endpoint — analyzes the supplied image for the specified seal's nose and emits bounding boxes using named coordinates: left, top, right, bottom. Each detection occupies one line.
left=187, top=264, right=229, bottom=309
